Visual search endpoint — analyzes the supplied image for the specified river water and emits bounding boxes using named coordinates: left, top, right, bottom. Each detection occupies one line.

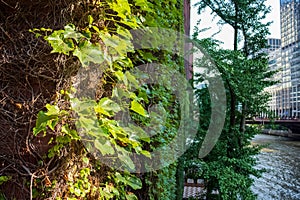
left=251, top=134, right=300, bottom=200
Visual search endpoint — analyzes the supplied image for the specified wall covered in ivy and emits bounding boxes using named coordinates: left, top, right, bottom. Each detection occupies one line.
left=0, top=0, right=186, bottom=199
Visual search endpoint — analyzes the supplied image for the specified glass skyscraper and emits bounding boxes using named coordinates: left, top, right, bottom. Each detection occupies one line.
left=265, top=43, right=282, bottom=117
left=267, top=0, right=300, bottom=118
left=280, top=0, right=300, bottom=117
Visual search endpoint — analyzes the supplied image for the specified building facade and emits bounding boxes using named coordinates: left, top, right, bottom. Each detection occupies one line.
left=265, top=45, right=282, bottom=117
left=281, top=0, right=300, bottom=117
left=266, top=0, right=300, bottom=118
left=268, top=38, right=281, bottom=51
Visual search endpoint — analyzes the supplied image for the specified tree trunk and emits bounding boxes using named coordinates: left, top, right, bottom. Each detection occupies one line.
left=229, top=86, right=237, bottom=128
left=239, top=103, right=247, bottom=132
left=233, top=1, right=239, bottom=51
left=175, top=157, right=184, bottom=200
left=229, top=0, right=239, bottom=129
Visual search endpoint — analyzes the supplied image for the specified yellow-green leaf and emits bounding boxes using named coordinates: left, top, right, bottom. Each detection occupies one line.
left=45, top=30, right=74, bottom=55
left=95, top=97, right=121, bottom=116
left=33, top=111, right=58, bottom=136
left=94, top=138, right=115, bottom=155
left=130, top=100, right=148, bottom=117
left=73, top=41, right=104, bottom=67
left=141, top=150, right=151, bottom=158
left=45, top=104, right=60, bottom=116
left=63, top=24, right=84, bottom=43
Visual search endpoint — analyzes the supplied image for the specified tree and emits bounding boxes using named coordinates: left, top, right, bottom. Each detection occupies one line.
left=184, top=0, right=275, bottom=199
left=195, top=0, right=272, bottom=132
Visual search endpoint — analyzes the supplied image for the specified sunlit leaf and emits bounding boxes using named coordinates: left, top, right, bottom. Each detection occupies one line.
left=88, top=15, right=94, bottom=25
left=99, top=33, right=134, bottom=57
left=63, top=24, right=84, bottom=43
left=94, top=138, right=115, bottom=155
left=45, top=104, right=60, bottom=116
left=45, top=30, right=74, bottom=55
left=47, top=118, right=58, bottom=131
left=73, top=41, right=104, bottom=67
left=126, top=193, right=138, bottom=200
left=33, top=111, right=58, bottom=136
left=95, top=97, right=121, bottom=116
left=71, top=98, right=97, bottom=114
left=130, top=100, right=148, bottom=117
left=117, top=151, right=135, bottom=170
left=125, top=71, right=139, bottom=88
left=111, top=0, right=131, bottom=20
left=133, top=0, right=152, bottom=11
left=115, top=172, right=142, bottom=190
left=141, top=150, right=151, bottom=158
left=77, top=116, right=98, bottom=132
left=125, top=124, right=150, bottom=143
left=61, top=125, right=80, bottom=140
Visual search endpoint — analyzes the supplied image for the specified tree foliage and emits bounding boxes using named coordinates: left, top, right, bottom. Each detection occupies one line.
left=184, top=0, right=275, bottom=199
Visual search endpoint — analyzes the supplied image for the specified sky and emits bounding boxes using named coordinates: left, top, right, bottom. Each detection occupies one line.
left=190, top=0, right=281, bottom=49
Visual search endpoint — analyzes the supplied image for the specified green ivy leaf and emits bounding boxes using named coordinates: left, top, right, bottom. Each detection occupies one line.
left=68, top=197, right=77, bottom=200
left=56, top=135, right=71, bottom=144
left=94, top=106, right=110, bottom=116
left=71, top=98, right=97, bottom=115
left=99, top=32, right=134, bottom=58
left=45, top=30, right=74, bottom=55
left=141, top=150, right=151, bottom=158
left=139, top=51, right=158, bottom=62
left=117, top=149, right=135, bottom=170
left=111, top=0, right=131, bottom=20
left=73, top=41, right=104, bottom=67
left=125, top=71, right=139, bottom=89
left=125, top=124, right=150, bottom=143
left=82, top=157, right=89, bottom=164
left=112, top=87, right=128, bottom=99
left=115, top=70, right=125, bottom=81
left=61, top=125, right=80, bottom=140
left=88, top=15, right=94, bottom=25
left=0, top=176, right=11, bottom=185
left=77, top=116, right=98, bottom=132
left=94, top=138, right=115, bottom=155
left=33, top=111, right=58, bottom=136
left=115, top=172, right=142, bottom=190
left=126, top=193, right=138, bottom=200
left=99, top=187, right=114, bottom=199
left=40, top=27, right=52, bottom=32
left=129, top=92, right=137, bottom=100
left=63, top=24, right=84, bottom=43
left=95, top=97, right=121, bottom=116
left=130, top=100, right=148, bottom=117
left=133, top=0, right=152, bottom=11
left=116, top=25, right=132, bottom=40
left=138, top=89, right=149, bottom=103
left=47, top=118, right=59, bottom=131
left=45, top=104, right=60, bottom=116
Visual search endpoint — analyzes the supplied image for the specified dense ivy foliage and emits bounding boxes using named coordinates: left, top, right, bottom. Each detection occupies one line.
left=31, top=0, right=185, bottom=199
